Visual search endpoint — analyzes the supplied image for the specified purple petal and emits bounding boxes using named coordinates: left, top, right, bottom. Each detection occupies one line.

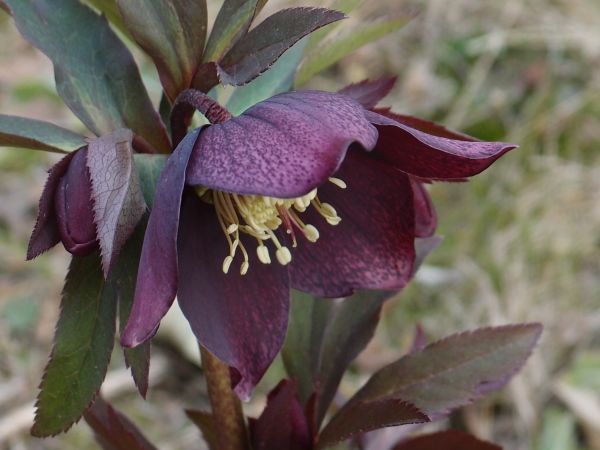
left=338, top=77, right=397, bottom=109
left=251, top=380, right=311, bottom=450
left=411, top=179, right=437, bottom=238
left=121, top=129, right=201, bottom=348
left=55, top=147, right=98, bottom=256
left=177, top=194, right=290, bottom=399
left=186, top=91, right=378, bottom=198
left=290, top=150, right=415, bottom=297
left=366, top=110, right=517, bottom=179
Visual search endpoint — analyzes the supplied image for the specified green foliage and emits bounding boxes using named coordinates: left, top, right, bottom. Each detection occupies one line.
left=133, top=154, right=167, bottom=207
left=32, top=253, right=117, bottom=436
left=5, top=0, right=170, bottom=153
left=117, top=0, right=207, bottom=102
left=0, top=114, right=85, bottom=153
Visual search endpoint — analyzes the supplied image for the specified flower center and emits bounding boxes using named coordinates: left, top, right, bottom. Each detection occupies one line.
left=196, top=178, right=347, bottom=275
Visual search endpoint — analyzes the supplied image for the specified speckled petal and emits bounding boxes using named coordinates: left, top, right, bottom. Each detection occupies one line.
left=411, top=179, right=437, bottom=238
left=121, top=129, right=201, bottom=348
left=186, top=91, right=378, bottom=198
left=177, top=194, right=290, bottom=399
left=289, top=150, right=415, bottom=297
left=366, top=110, right=517, bottom=179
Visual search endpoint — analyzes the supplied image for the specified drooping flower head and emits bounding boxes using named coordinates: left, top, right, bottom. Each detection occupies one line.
left=122, top=80, right=516, bottom=398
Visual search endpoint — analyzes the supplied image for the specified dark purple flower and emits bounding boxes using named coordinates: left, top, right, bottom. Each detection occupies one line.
left=122, top=85, right=516, bottom=398
left=27, top=147, right=98, bottom=259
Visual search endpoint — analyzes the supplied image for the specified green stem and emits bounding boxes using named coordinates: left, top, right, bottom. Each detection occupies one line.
left=200, top=346, right=248, bottom=450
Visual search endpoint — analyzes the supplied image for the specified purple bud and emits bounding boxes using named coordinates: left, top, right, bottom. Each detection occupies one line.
left=54, top=148, right=98, bottom=256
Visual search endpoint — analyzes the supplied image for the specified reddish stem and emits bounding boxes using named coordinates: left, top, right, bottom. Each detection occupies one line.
left=171, top=89, right=232, bottom=147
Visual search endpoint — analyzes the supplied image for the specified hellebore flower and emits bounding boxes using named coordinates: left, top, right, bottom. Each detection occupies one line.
left=122, top=85, right=516, bottom=398
left=27, top=147, right=98, bottom=259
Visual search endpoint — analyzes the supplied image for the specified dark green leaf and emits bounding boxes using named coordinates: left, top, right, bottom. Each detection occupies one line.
left=82, top=0, right=130, bottom=38
left=113, top=221, right=150, bottom=398
left=186, top=410, right=219, bottom=450
left=283, top=290, right=391, bottom=426
left=87, top=129, right=147, bottom=277
left=5, top=0, right=171, bottom=153
left=202, top=0, right=259, bottom=63
left=84, top=397, right=158, bottom=450
left=318, top=324, right=542, bottom=448
left=225, top=38, right=308, bottom=115
left=296, top=18, right=409, bottom=86
left=391, top=430, right=502, bottom=450
left=117, top=0, right=207, bottom=101
left=219, top=7, right=345, bottom=86
left=32, top=253, right=117, bottom=436
left=133, top=154, right=168, bottom=207
left=0, top=114, right=85, bottom=153
left=306, top=0, right=362, bottom=50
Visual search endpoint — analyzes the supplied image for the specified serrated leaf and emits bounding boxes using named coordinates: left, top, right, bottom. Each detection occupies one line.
left=32, top=253, right=117, bottom=437
left=186, top=410, right=219, bottom=450
left=318, top=324, right=542, bottom=448
left=133, top=154, right=168, bottom=207
left=218, top=7, right=345, bottom=86
left=317, top=399, right=427, bottom=449
left=202, top=0, right=259, bottom=63
left=391, top=430, right=502, bottom=450
left=307, top=0, right=362, bottom=50
left=113, top=221, right=150, bottom=398
left=84, top=397, right=158, bottom=450
left=0, top=114, right=86, bottom=153
left=117, top=0, right=207, bottom=102
left=87, top=129, right=147, bottom=277
left=225, top=37, right=308, bottom=115
left=5, top=0, right=170, bottom=153
left=283, top=290, right=392, bottom=427
left=296, top=18, right=409, bottom=86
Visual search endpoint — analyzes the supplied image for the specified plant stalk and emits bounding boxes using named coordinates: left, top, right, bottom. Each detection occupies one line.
left=200, top=345, right=248, bottom=450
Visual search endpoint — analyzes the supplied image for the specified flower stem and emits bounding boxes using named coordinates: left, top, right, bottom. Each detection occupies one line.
left=171, top=89, right=232, bottom=147
left=200, top=345, right=248, bottom=450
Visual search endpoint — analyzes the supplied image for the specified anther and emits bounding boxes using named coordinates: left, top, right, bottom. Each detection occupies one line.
left=329, top=177, right=347, bottom=189
left=257, top=245, right=271, bottom=264
left=276, top=247, right=292, bottom=266
left=227, top=224, right=238, bottom=234
left=222, top=256, right=234, bottom=274
left=304, top=225, right=320, bottom=242
left=240, top=261, right=249, bottom=275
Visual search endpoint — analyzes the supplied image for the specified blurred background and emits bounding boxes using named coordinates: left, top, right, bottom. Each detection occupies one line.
left=1, top=0, right=599, bottom=449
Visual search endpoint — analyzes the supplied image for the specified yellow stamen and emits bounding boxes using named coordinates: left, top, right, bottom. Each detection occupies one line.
left=203, top=177, right=347, bottom=274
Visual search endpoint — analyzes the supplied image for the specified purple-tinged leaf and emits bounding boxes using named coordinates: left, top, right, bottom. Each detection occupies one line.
left=392, top=430, right=501, bottom=450
left=84, top=397, right=158, bottom=450
left=121, top=129, right=201, bottom=348
left=5, top=0, right=171, bottom=153
left=366, top=111, right=517, bottom=180
left=317, top=399, right=428, bottom=449
left=328, top=324, right=542, bottom=434
left=218, top=8, right=346, bottom=86
left=31, top=253, right=117, bottom=437
left=283, top=290, right=392, bottom=427
left=27, top=152, right=76, bottom=260
left=0, top=114, right=86, bottom=153
left=113, top=221, right=150, bottom=398
left=202, top=0, right=259, bottom=63
left=186, top=410, right=219, bottom=450
left=338, top=77, right=397, bottom=109
left=87, top=129, right=147, bottom=277
left=186, top=91, right=378, bottom=198
left=251, top=380, right=312, bottom=450
left=117, top=0, right=207, bottom=102
left=177, top=194, right=290, bottom=399
left=296, top=18, right=410, bottom=86
left=55, top=147, right=99, bottom=256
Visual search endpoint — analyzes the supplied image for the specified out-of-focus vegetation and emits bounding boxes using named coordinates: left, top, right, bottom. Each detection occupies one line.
left=0, top=0, right=599, bottom=449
